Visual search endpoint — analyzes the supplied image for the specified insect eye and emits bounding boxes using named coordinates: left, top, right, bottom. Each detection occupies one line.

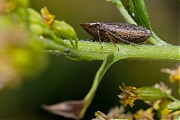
left=89, top=23, right=100, bottom=28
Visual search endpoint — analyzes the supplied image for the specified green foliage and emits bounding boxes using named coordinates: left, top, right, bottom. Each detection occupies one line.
left=0, top=0, right=179, bottom=119
left=122, top=0, right=152, bottom=30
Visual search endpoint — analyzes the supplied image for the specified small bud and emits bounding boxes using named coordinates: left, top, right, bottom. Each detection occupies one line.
left=51, top=20, right=77, bottom=40
left=28, top=8, right=43, bottom=25
left=51, top=20, right=78, bottom=48
left=136, top=86, right=166, bottom=100
left=27, top=8, right=48, bottom=36
left=40, top=7, right=77, bottom=40
left=40, top=7, right=78, bottom=48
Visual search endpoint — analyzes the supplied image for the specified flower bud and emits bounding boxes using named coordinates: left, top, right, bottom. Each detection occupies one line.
left=136, top=86, right=166, bottom=100
left=51, top=20, right=78, bottom=48
left=27, top=8, right=49, bottom=36
left=28, top=8, right=43, bottom=25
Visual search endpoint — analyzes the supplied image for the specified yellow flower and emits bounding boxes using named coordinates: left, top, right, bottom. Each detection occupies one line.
left=0, top=0, right=8, bottom=13
left=134, top=108, right=154, bottom=120
left=153, top=82, right=172, bottom=94
left=161, top=66, right=180, bottom=83
left=92, top=111, right=110, bottom=120
left=118, top=83, right=137, bottom=107
left=40, top=7, right=55, bottom=27
left=0, top=0, right=16, bottom=14
left=107, top=106, right=133, bottom=119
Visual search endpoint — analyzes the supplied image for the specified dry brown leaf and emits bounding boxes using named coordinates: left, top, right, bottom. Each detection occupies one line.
left=42, top=100, right=85, bottom=119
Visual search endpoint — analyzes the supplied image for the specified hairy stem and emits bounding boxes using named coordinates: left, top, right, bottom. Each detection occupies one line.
left=37, top=37, right=180, bottom=62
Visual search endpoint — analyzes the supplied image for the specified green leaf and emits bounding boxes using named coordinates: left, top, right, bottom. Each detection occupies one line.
left=121, top=0, right=137, bottom=22
left=106, top=0, right=136, bottom=24
left=122, top=0, right=152, bottom=30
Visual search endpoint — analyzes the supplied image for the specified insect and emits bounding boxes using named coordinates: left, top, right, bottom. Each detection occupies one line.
left=80, top=22, right=152, bottom=50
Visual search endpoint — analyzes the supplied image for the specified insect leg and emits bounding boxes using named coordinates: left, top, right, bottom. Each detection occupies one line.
left=108, top=32, right=138, bottom=45
left=97, top=30, right=103, bottom=48
left=105, top=31, right=120, bottom=51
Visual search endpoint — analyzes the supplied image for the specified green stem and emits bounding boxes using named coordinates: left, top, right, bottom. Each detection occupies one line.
left=80, top=53, right=115, bottom=117
left=150, top=32, right=171, bottom=46
left=166, top=93, right=179, bottom=101
left=106, top=0, right=137, bottom=24
left=37, top=37, right=180, bottom=62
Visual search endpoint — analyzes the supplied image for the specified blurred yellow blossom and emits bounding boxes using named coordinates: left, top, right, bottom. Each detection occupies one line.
left=0, top=0, right=9, bottom=14
left=134, top=108, right=154, bottom=120
left=0, top=25, right=48, bottom=88
left=0, top=4, right=48, bottom=88
left=161, top=66, right=180, bottom=83
left=153, top=82, right=172, bottom=94
left=160, top=108, right=180, bottom=120
left=107, top=106, right=133, bottom=119
left=0, top=0, right=17, bottom=14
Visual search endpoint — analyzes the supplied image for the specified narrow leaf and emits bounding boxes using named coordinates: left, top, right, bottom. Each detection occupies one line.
left=42, top=53, right=115, bottom=119
left=122, top=0, right=152, bottom=30
left=132, top=0, right=152, bottom=30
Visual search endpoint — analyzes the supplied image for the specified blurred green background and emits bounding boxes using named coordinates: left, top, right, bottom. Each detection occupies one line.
left=0, top=0, right=179, bottom=119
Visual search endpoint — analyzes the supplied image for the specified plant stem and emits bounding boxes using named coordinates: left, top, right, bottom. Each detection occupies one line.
left=149, top=32, right=171, bottom=46
left=106, top=0, right=137, bottom=24
left=166, top=93, right=179, bottom=101
left=81, top=53, right=115, bottom=117
left=37, top=37, right=180, bottom=62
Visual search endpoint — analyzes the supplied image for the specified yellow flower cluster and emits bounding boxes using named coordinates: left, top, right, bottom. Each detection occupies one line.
left=118, top=83, right=137, bottom=107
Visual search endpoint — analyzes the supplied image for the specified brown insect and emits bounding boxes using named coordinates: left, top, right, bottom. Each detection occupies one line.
left=80, top=22, right=152, bottom=50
